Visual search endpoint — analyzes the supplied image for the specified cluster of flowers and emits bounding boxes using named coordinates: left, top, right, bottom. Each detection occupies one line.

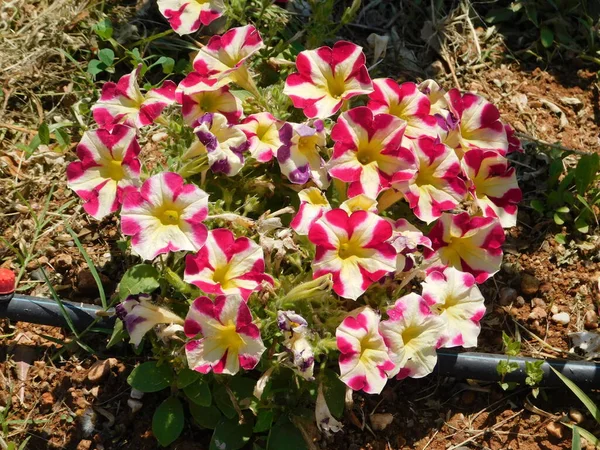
left=67, top=12, right=522, bottom=427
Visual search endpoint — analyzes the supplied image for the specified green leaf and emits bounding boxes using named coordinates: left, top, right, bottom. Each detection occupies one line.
left=530, top=199, right=545, bottom=214
left=485, top=8, right=515, bottom=23
left=253, top=410, right=274, bottom=433
left=502, top=331, right=521, bottom=356
left=229, top=377, right=256, bottom=406
left=553, top=212, right=565, bottom=225
left=524, top=360, right=544, bottom=386
left=556, top=206, right=570, bottom=214
left=267, top=418, right=307, bottom=450
left=98, top=48, right=115, bottom=67
left=38, top=122, right=50, bottom=145
left=340, top=0, right=361, bottom=25
left=564, top=423, right=600, bottom=448
left=190, top=403, right=221, bottom=429
left=127, top=361, right=173, bottom=393
left=118, top=264, right=160, bottom=299
left=554, top=233, right=567, bottom=244
left=572, top=424, right=581, bottom=450
left=575, top=154, right=600, bottom=196
left=176, top=368, right=201, bottom=389
left=107, top=319, right=125, bottom=349
left=94, top=19, right=113, bottom=40
left=210, top=417, right=253, bottom=450
left=157, top=56, right=175, bottom=74
left=214, top=384, right=237, bottom=419
left=87, top=59, right=106, bottom=77
left=153, top=397, right=184, bottom=447
left=541, top=26, right=554, bottom=48
left=184, top=380, right=212, bottom=406
left=54, top=127, right=71, bottom=148
left=231, top=90, right=254, bottom=101
left=550, top=367, right=600, bottom=423
left=322, top=369, right=345, bottom=419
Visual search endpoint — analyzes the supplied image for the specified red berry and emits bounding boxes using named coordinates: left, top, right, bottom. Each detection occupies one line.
left=0, top=268, right=15, bottom=295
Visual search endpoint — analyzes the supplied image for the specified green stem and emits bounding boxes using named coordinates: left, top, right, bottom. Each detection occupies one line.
left=128, top=28, right=175, bottom=49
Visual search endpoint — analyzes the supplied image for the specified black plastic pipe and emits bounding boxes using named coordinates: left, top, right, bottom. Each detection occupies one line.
left=1, top=294, right=598, bottom=388
left=0, top=294, right=115, bottom=331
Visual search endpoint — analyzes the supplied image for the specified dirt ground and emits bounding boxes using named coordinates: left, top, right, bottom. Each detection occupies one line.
left=1, top=0, right=600, bottom=449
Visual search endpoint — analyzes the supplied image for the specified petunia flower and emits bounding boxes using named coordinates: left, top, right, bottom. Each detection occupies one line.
left=423, top=212, right=505, bottom=283
left=339, top=194, right=378, bottom=214
left=182, top=113, right=248, bottom=176
left=328, top=107, right=407, bottom=198
left=184, top=228, right=273, bottom=301
left=284, top=41, right=373, bottom=119
left=389, top=218, right=432, bottom=272
left=379, top=293, right=445, bottom=379
left=120, top=172, right=209, bottom=261
left=116, top=293, right=184, bottom=347
left=392, top=137, right=467, bottom=224
left=184, top=294, right=266, bottom=375
left=417, top=79, right=448, bottom=116
left=238, top=112, right=284, bottom=162
left=367, top=79, right=437, bottom=138
left=277, top=121, right=329, bottom=189
left=462, top=149, right=522, bottom=228
left=421, top=267, right=486, bottom=348
left=504, top=124, right=524, bottom=154
left=192, top=25, right=264, bottom=92
left=181, top=85, right=242, bottom=126
left=157, top=0, right=225, bottom=35
left=336, top=307, right=394, bottom=394
left=92, top=65, right=176, bottom=131
left=443, top=89, right=508, bottom=156
left=67, top=125, right=141, bottom=220
left=308, top=209, right=396, bottom=300
left=290, top=187, right=331, bottom=236
left=316, top=383, right=343, bottom=436
left=277, top=311, right=315, bottom=379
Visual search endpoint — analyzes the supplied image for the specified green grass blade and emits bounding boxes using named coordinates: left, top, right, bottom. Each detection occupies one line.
left=564, top=423, right=599, bottom=448
left=65, top=224, right=107, bottom=309
left=550, top=367, right=600, bottom=423
left=572, top=424, right=581, bottom=450
left=39, top=268, right=80, bottom=339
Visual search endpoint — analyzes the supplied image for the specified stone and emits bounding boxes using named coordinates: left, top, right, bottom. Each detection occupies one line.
left=569, top=408, right=585, bottom=424
left=76, top=440, right=92, bottom=450
left=499, top=287, right=518, bottom=306
left=550, top=305, right=559, bottom=315
left=552, top=312, right=570, bottom=325
left=516, top=296, right=525, bottom=307
left=521, top=273, right=540, bottom=295
left=128, top=399, right=143, bottom=413
left=41, top=392, right=54, bottom=410
left=370, top=413, right=394, bottom=431
left=532, top=298, right=546, bottom=308
left=546, top=421, right=565, bottom=439
left=529, top=307, right=547, bottom=321
left=584, top=310, right=598, bottom=330
left=87, top=360, right=111, bottom=383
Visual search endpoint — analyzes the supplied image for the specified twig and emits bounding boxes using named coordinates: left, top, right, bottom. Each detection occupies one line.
left=0, top=122, right=36, bottom=134
left=448, top=409, right=524, bottom=449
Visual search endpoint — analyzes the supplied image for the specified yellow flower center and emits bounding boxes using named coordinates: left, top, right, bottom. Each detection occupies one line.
left=256, top=123, right=271, bottom=141
left=159, top=209, right=181, bottom=226
left=338, top=239, right=367, bottom=260
left=388, top=102, right=408, bottom=120
left=401, top=325, right=422, bottom=346
left=325, top=72, right=347, bottom=99
left=215, top=321, right=244, bottom=352
left=306, top=189, right=329, bottom=206
left=297, top=135, right=319, bottom=156
left=212, top=264, right=235, bottom=289
left=100, top=159, right=125, bottom=181
left=415, top=165, right=438, bottom=187
left=356, top=141, right=383, bottom=166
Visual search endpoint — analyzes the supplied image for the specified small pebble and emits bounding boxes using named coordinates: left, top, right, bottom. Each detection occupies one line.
left=127, top=399, right=143, bottom=414
left=516, top=296, right=525, bottom=307
left=87, top=360, right=111, bottom=383
left=552, top=312, right=570, bottom=325
left=76, top=440, right=93, bottom=450
left=130, top=388, right=144, bottom=400
left=499, top=287, right=518, bottom=306
left=529, top=307, right=547, bottom=321
left=532, top=298, right=546, bottom=308
left=550, top=305, right=559, bottom=315
left=584, top=310, right=598, bottom=330
left=41, top=392, right=54, bottom=410
left=521, top=273, right=540, bottom=295
left=569, top=408, right=585, bottom=424
left=546, top=421, right=565, bottom=439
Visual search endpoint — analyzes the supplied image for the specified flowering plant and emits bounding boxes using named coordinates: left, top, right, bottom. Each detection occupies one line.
left=68, top=15, right=521, bottom=448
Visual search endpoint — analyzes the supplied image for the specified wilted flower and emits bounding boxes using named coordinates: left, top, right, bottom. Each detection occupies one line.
left=424, top=212, right=505, bottom=283
left=505, top=124, right=524, bottom=154
left=277, top=311, right=315, bottom=379
left=284, top=41, right=373, bottom=119
left=393, top=137, right=467, bottom=224
left=120, top=172, right=209, bottom=261
left=316, top=383, right=343, bottom=436
left=417, top=79, right=448, bottom=116
left=290, top=187, right=331, bottom=236
left=184, top=228, right=273, bottom=301
left=239, top=112, right=284, bottom=162
left=92, top=65, right=176, bottom=131
left=379, top=293, right=445, bottom=379
left=389, top=218, right=432, bottom=272
left=116, top=294, right=184, bottom=347
left=181, top=85, right=242, bottom=126
left=67, top=126, right=140, bottom=220
left=421, top=267, right=486, bottom=348
left=157, top=0, right=225, bottom=35
left=462, top=149, right=521, bottom=228
left=336, top=307, right=394, bottom=394
left=192, top=25, right=264, bottom=91
left=308, top=209, right=396, bottom=300
left=277, top=121, right=329, bottom=188
left=367, top=79, right=437, bottom=138
left=328, top=107, right=406, bottom=198
left=184, top=294, right=266, bottom=375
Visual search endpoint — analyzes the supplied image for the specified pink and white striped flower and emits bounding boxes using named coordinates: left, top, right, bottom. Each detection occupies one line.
left=284, top=41, right=373, bottom=119
left=184, top=228, right=273, bottom=301
left=379, top=293, right=445, bottom=379
left=339, top=194, right=378, bottom=214
left=67, top=126, right=141, bottom=220
left=423, top=212, right=505, bottom=283
left=185, top=113, right=248, bottom=176
left=277, top=121, right=329, bottom=189
left=462, top=149, right=522, bottom=228
left=367, top=79, right=437, bottom=138
left=116, top=293, right=184, bottom=347
left=181, top=85, right=242, bottom=126
left=120, top=172, right=209, bottom=261
left=239, top=112, right=283, bottom=162
left=392, top=137, right=467, bottom=224
left=443, top=89, right=508, bottom=156
left=157, top=0, right=225, bottom=35
left=417, top=79, right=448, bottom=116
left=184, top=294, right=265, bottom=375
left=192, top=25, right=264, bottom=88
left=328, top=107, right=406, bottom=198
left=336, top=307, right=394, bottom=394
left=422, top=267, right=486, bottom=348
left=308, top=209, right=396, bottom=300
left=290, top=187, right=331, bottom=236
left=92, top=66, right=176, bottom=131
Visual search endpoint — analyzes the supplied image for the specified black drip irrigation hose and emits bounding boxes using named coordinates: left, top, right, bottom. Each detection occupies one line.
left=1, top=294, right=598, bottom=388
